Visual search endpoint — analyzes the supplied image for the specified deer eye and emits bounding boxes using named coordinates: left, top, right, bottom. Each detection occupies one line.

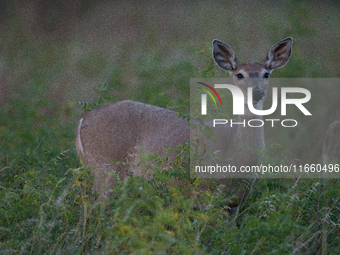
left=236, top=73, right=244, bottom=79
left=263, top=73, right=270, bottom=78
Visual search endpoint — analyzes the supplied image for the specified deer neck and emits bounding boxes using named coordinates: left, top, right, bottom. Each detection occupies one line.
left=234, top=114, right=265, bottom=164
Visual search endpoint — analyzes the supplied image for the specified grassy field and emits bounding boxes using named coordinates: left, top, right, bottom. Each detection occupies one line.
left=1, top=1, right=340, bottom=254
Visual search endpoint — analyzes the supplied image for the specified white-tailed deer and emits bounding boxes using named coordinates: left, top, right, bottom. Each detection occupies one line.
left=76, top=37, right=293, bottom=205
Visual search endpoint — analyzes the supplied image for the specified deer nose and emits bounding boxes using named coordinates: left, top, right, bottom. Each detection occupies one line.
left=252, top=89, right=265, bottom=102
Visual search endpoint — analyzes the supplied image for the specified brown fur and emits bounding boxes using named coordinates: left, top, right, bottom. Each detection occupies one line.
left=76, top=38, right=293, bottom=205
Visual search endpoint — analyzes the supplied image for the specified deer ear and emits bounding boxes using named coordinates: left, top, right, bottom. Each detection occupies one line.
left=265, top=37, right=293, bottom=70
left=213, top=40, right=238, bottom=71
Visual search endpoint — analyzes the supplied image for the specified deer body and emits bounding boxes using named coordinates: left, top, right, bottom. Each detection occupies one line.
left=77, top=101, right=189, bottom=187
left=76, top=37, right=293, bottom=204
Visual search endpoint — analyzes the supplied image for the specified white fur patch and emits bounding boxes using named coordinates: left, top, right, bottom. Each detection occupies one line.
left=259, top=68, right=273, bottom=77
left=236, top=68, right=272, bottom=78
left=77, top=118, right=85, bottom=157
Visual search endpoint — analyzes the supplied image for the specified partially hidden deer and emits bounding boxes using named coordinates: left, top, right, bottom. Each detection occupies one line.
left=76, top=37, right=293, bottom=205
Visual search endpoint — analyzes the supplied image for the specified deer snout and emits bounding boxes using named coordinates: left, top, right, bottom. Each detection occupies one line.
left=252, top=89, right=265, bottom=103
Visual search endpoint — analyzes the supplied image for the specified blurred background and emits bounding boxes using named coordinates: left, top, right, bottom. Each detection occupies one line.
left=1, top=1, right=340, bottom=253
left=1, top=0, right=340, bottom=162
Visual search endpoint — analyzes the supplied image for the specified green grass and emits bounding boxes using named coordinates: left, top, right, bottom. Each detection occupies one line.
left=1, top=74, right=340, bottom=254
left=1, top=1, right=340, bottom=254
left=1, top=136, right=340, bottom=254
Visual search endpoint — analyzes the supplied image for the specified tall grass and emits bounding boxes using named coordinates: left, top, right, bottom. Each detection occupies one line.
left=1, top=1, right=340, bottom=254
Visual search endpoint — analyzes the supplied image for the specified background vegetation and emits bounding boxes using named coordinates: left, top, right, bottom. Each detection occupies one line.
left=0, top=0, right=340, bottom=254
